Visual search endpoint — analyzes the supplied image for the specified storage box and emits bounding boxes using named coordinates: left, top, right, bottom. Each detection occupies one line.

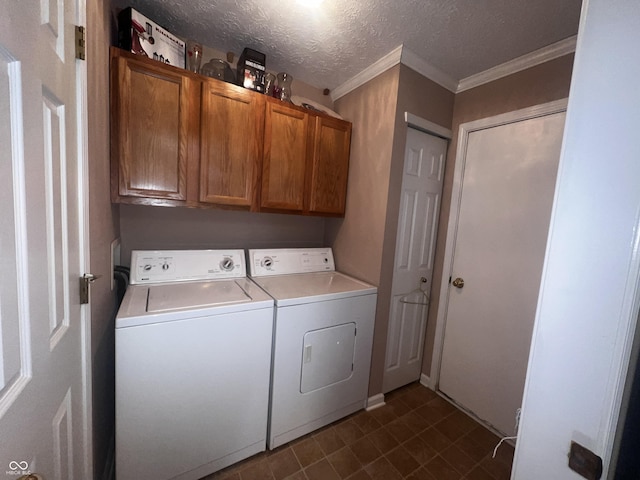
left=237, top=48, right=266, bottom=93
left=118, top=7, right=185, bottom=68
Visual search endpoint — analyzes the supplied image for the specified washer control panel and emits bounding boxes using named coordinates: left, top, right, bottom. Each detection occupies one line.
left=130, top=250, right=246, bottom=284
left=248, top=248, right=335, bottom=277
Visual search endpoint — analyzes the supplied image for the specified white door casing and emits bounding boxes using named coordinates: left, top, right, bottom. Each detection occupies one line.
left=434, top=100, right=566, bottom=436
left=383, top=127, right=448, bottom=394
left=0, top=0, right=91, bottom=478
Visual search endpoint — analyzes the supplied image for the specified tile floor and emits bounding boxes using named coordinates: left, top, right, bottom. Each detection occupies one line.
left=202, top=382, right=514, bottom=480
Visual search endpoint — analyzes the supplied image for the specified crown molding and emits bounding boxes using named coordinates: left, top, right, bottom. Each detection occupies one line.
left=400, top=47, right=458, bottom=93
left=456, top=35, right=577, bottom=93
left=331, top=35, right=577, bottom=102
left=331, top=45, right=403, bottom=101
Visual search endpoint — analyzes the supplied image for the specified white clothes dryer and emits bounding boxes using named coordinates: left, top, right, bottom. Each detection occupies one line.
left=248, top=248, right=377, bottom=449
left=116, top=250, right=273, bottom=480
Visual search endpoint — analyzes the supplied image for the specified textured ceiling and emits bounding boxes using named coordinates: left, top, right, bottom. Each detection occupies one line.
left=111, top=0, right=583, bottom=92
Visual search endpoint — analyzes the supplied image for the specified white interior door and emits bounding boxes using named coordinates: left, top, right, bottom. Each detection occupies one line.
left=383, top=128, right=447, bottom=394
left=0, top=0, right=90, bottom=478
left=438, top=105, right=565, bottom=436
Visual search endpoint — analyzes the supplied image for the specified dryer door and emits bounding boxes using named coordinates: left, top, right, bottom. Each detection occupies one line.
left=301, top=323, right=356, bottom=393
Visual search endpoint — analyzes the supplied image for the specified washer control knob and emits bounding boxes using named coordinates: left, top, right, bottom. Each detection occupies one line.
left=261, top=257, right=273, bottom=268
left=162, top=263, right=170, bottom=271
left=143, top=264, right=152, bottom=271
left=220, top=257, right=234, bottom=271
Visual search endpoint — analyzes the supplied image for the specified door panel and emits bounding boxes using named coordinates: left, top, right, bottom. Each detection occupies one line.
left=0, top=0, right=89, bottom=477
left=438, top=110, right=565, bottom=436
left=200, top=80, right=264, bottom=208
left=383, top=128, right=447, bottom=393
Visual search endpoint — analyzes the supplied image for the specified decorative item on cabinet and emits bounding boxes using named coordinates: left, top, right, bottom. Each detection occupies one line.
left=276, top=72, right=293, bottom=102
left=110, top=47, right=351, bottom=217
left=117, top=7, right=185, bottom=68
left=236, top=47, right=266, bottom=93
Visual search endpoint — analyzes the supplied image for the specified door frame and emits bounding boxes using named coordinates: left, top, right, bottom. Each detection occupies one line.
left=76, top=0, right=94, bottom=476
left=427, top=98, right=568, bottom=389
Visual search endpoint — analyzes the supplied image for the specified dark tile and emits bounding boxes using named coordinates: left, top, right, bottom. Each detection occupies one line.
left=334, top=420, right=365, bottom=445
left=480, top=453, right=512, bottom=480
left=345, top=470, right=372, bottom=480
left=351, top=411, right=382, bottom=435
left=423, top=455, right=463, bottom=480
left=349, top=436, right=382, bottom=466
left=401, top=386, right=438, bottom=410
left=420, top=427, right=453, bottom=453
left=267, top=448, right=301, bottom=480
left=304, top=459, right=340, bottom=480
left=456, top=433, right=492, bottom=463
left=367, top=427, right=399, bottom=453
left=327, top=446, right=362, bottom=479
left=363, top=457, right=403, bottom=480
left=466, top=426, right=501, bottom=453
left=314, top=427, right=346, bottom=455
left=385, top=445, right=420, bottom=477
left=291, top=437, right=325, bottom=468
left=399, top=410, right=432, bottom=435
left=434, top=410, right=478, bottom=442
left=405, top=467, right=437, bottom=480
left=385, top=418, right=415, bottom=443
left=386, top=397, right=412, bottom=417
left=403, top=435, right=437, bottom=465
left=439, top=444, right=476, bottom=475
left=368, top=405, right=397, bottom=426
left=416, top=397, right=456, bottom=424
left=282, top=472, right=307, bottom=480
left=240, top=459, right=276, bottom=480
left=464, top=465, right=495, bottom=480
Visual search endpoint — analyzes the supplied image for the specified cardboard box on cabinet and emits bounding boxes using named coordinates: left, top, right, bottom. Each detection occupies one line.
left=118, top=7, right=185, bottom=68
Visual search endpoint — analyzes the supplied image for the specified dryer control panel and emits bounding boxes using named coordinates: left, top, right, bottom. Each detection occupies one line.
left=130, top=250, right=246, bottom=284
left=248, top=248, right=336, bottom=277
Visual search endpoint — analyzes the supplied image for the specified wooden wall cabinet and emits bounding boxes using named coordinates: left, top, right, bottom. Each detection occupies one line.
left=261, top=100, right=312, bottom=213
left=200, top=79, right=264, bottom=209
left=261, top=99, right=352, bottom=216
left=111, top=47, right=352, bottom=216
left=308, top=115, right=352, bottom=215
left=110, top=48, right=199, bottom=206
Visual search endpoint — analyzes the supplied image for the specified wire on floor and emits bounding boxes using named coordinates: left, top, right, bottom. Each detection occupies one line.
left=492, top=407, right=521, bottom=458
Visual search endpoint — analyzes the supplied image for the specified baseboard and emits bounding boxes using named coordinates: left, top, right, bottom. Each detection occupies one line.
left=420, top=373, right=435, bottom=390
left=101, top=431, right=115, bottom=480
left=365, top=393, right=386, bottom=411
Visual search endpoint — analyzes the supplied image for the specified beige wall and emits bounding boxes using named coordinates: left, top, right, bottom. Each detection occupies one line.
left=119, top=205, right=326, bottom=264
left=421, top=54, right=575, bottom=375
left=88, top=1, right=120, bottom=478
left=326, top=66, right=400, bottom=285
left=327, top=64, right=455, bottom=396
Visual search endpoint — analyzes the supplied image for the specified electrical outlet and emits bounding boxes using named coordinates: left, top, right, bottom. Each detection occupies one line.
left=110, top=238, right=121, bottom=291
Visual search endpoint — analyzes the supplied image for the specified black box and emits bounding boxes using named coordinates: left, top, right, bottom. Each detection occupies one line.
left=237, top=48, right=266, bottom=93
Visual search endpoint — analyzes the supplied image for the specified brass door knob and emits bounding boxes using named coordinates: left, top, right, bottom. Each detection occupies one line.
left=452, top=277, right=464, bottom=288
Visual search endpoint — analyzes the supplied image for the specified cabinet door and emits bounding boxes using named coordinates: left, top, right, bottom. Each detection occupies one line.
left=111, top=53, right=196, bottom=202
left=200, top=80, right=264, bottom=208
left=261, top=101, right=311, bottom=212
left=307, top=116, right=352, bottom=215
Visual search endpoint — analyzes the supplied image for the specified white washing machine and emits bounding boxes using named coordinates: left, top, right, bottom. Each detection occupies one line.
left=248, top=248, right=377, bottom=449
left=115, top=250, right=274, bottom=480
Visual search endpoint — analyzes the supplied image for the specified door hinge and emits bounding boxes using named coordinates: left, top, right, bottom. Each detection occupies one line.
left=79, top=273, right=100, bottom=304
left=75, top=25, right=86, bottom=60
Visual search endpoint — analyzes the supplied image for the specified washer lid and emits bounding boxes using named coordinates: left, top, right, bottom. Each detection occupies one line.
left=116, top=278, right=273, bottom=329
left=251, top=271, right=376, bottom=306
left=147, top=280, right=250, bottom=312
